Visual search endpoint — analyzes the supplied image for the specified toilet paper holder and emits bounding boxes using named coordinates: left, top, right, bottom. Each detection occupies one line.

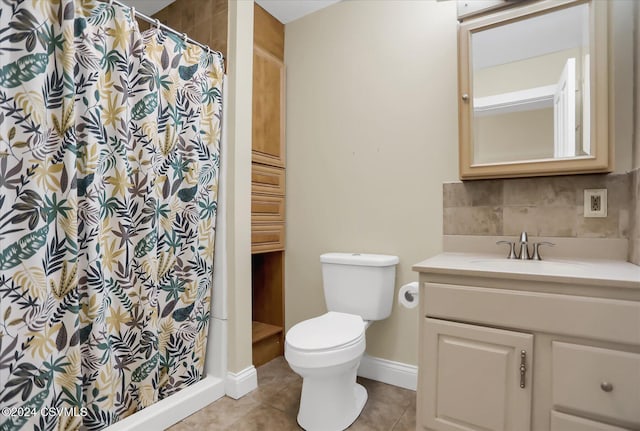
left=398, top=282, right=419, bottom=309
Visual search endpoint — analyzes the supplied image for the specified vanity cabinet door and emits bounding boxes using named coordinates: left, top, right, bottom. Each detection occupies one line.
left=420, top=318, right=533, bottom=431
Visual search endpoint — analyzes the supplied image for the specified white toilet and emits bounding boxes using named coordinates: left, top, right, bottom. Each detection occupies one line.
left=284, top=252, right=399, bottom=431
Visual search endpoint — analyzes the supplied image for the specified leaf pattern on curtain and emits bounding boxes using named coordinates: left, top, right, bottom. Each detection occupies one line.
left=0, top=1, right=223, bottom=430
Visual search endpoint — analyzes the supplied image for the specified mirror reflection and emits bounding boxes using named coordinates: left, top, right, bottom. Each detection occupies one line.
left=471, top=3, right=590, bottom=165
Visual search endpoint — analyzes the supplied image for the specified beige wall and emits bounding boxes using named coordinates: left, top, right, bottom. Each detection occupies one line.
left=225, top=1, right=253, bottom=374
left=283, top=0, right=637, bottom=368
left=284, top=0, right=459, bottom=365
left=474, top=108, right=554, bottom=163
left=474, top=48, right=585, bottom=97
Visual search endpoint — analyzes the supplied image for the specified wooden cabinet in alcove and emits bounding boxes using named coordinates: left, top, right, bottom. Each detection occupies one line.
left=251, top=3, right=286, bottom=366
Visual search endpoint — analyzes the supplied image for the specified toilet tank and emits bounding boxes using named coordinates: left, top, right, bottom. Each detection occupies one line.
left=320, top=253, right=399, bottom=321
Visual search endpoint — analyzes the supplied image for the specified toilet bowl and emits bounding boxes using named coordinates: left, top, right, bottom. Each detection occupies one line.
left=285, top=311, right=368, bottom=431
left=284, top=253, right=399, bottom=431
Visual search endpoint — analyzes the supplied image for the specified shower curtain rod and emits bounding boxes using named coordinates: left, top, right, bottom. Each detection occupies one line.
left=104, top=0, right=216, bottom=55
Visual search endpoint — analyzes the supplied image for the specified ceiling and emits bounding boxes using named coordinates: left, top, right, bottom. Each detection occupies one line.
left=121, top=0, right=175, bottom=16
left=473, top=2, right=588, bottom=70
left=255, top=0, right=341, bottom=24
left=124, top=0, right=341, bottom=24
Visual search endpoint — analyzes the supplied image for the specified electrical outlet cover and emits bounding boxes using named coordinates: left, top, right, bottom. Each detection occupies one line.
left=583, top=189, right=607, bottom=218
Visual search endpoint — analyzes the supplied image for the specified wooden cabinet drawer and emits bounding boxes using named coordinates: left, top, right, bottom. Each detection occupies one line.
left=551, top=411, right=633, bottom=431
left=252, top=194, right=284, bottom=223
left=251, top=224, right=284, bottom=253
left=552, top=342, right=640, bottom=427
left=252, top=163, right=285, bottom=196
left=424, top=283, right=640, bottom=345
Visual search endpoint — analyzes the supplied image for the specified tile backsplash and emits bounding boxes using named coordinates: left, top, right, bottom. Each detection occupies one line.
left=443, top=171, right=639, bottom=264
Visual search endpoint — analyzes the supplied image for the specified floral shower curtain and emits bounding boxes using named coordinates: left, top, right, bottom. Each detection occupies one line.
left=0, top=1, right=223, bottom=430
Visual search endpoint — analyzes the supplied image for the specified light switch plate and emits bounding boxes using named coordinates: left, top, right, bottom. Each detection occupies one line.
left=584, top=189, right=607, bottom=218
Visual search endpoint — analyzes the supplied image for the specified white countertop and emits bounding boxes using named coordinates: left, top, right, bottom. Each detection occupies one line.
left=413, top=252, right=640, bottom=289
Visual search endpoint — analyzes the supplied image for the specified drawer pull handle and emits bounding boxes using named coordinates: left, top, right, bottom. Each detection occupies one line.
left=519, top=350, right=527, bottom=389
left=600, top=382, right=614, bottom=393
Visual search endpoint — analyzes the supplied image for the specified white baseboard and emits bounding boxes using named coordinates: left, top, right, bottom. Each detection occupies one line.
left=225, top=366, right=258, bottom=399
left=357, top=355, right=418, bottom=391
left=104, top=375, right=225, bottom=431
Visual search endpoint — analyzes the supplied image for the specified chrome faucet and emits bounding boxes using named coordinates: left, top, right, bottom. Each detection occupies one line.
left=496, top=232, right=555, bottom=260
left=496, top=240, right=518, bottom=259
left=518, top=231, right=529, bottom=260
left=532, top=241, right=555, bottom=260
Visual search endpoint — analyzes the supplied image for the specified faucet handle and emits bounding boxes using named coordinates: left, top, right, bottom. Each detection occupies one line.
left=519, top=231, right=529, bottom=243
left=532, top=241, right=555, bottom=260
left=496, top=240, right=518, bottom=259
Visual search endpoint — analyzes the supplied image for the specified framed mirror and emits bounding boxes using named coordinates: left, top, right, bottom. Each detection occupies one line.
left=458, top=0, right=610, bottom=180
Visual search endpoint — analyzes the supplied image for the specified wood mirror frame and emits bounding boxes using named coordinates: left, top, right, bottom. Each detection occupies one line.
left=458, top=0, right=610, bottom=180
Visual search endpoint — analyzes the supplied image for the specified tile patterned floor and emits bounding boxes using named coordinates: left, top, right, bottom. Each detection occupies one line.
left=167, top=356, right=416, bottom=430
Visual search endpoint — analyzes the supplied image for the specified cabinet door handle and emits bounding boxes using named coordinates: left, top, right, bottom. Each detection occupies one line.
left=519, top=350, right=527, bottom=389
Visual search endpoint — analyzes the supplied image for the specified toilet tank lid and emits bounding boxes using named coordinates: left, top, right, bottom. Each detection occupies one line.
left=320, top=253, right=399, bottom=267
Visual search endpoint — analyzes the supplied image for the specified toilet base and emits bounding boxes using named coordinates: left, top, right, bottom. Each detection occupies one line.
left=294, top=360, right=368, bottom=431
left=352, top=383, right=368, bottom=419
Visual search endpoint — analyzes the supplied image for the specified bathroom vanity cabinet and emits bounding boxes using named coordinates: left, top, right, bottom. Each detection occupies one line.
left=413, top=254, right=640, bottom=431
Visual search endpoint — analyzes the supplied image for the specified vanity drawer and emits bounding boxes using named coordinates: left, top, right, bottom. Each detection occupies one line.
left=552, top=342, right=640, bottom=427
left=551, top=411, right=633, bottom=431
left=424, top=283, right=640, bottom=346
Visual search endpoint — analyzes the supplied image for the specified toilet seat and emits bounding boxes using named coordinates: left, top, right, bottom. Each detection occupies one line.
left=285, top=312, right=366, bottom=369
left=287, top=311, right=365, bottom=351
